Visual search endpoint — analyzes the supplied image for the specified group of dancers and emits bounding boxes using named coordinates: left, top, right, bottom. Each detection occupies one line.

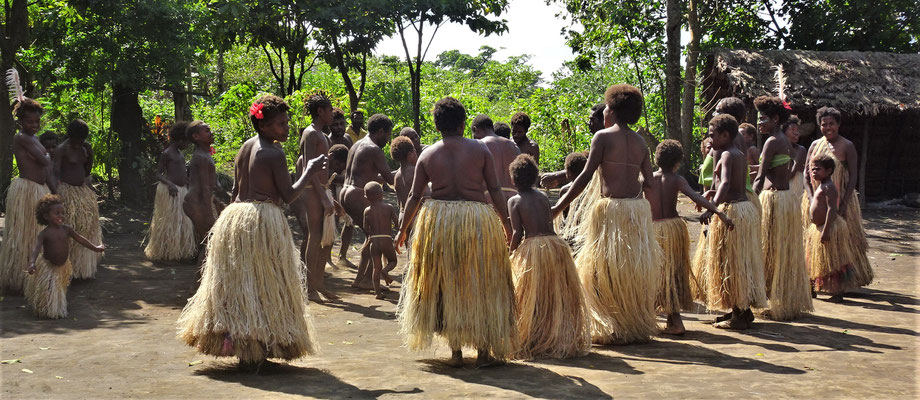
left=0, top=81, right=872, bottom=369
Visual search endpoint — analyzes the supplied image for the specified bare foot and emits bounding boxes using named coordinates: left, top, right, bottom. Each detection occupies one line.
left=827, top=294, right=844, bottom=303
left=446, top=350, right=464, bottom=368
left=475, top=351, right=505, bottom=368
left=714, top=316, right=750, bottom=330
left=350, top=280, right=374, bottom=290
left=375, top=292, right=386, bottom=300
left=307, top=290, right=326, bottom=304
left=382, top=272, right=394, bottom=286
left=337, top=257, right=356, bottom=269
left=714, top=311, right=733, bottom=323
left=319, top=289, right=340, bottom=300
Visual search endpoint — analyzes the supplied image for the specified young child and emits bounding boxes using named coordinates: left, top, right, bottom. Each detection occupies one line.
left=510, top=112, right=540, bottom=164
left=327, top=144, right=354, bottom=267
left=53, top=119, right=103, bottom=279
left=553, top=151, right=587, bottom=235
left=39, top=132, right=60, bottom=158
left=753, top=96, right=813, bottom=321
left=1, top=98, right=53, bottom=295
left=698, top=114, right=768, bottom=330
left=182, top=121, right=221, bottom=256
left=178, top=95, right=325, bottom=368
left=806, top=155, right=855, bottom=302
left=390, top=136, right=419, bottom=213
left=507, top=154, right=589, bottom=359
left=25, top=194, right=104, bottom=318
left=647, top=140, right=733, bottom=335
left=145, top=121, right=197, bottom=261
left=395, top=96, right=516, bottom=368
left=551, top=84, right=661, bottom=344
left=361, top=182, right=398, bottom=300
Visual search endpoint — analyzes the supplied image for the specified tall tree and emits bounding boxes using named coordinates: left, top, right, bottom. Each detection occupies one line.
left=0, top=0, right=30, bottom=211
left=393, top=0, right=509, bottom=132
left=783, top=0, right=919, bottom=53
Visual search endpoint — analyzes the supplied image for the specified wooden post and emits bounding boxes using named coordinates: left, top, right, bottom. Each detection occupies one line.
left=859, top=119, right=869, bottom=207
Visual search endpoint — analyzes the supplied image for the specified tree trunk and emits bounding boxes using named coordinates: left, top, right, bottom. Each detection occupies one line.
left=679, top=0, right=701, bottom=177
left=173, top=91, right=191, bottom=122
left=112, top=84, right=145, bottom=207
left=0, top=73, right=14, bottom=213
left=664, top=0, right=683, bottom=145
left=410, top=66, right=421, bottom=132
left=0, top=0, right=29, bottom=212
left=217, top=51, right=225, bottom=93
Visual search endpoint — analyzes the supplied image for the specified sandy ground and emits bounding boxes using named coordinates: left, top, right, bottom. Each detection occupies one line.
left=1, top=192, right=918, bottom=399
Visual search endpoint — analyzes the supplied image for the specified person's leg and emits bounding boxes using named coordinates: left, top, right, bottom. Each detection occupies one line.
left=304, top=193, right=329, bottom=303
left=370, top=241, right=385, bottom=299
left=380, top=241, right=398, bottom=285
left=662, top=312, right=686, bottom=335
left=351, top=239, right=374, bottom=289
left=338, top=224, right=355, bottom=266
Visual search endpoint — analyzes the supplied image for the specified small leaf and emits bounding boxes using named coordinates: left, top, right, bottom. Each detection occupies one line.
left=346, top=320, right=353, bottom=325
left=342, top=341, right=353, bottom=345
left=55, top=376, right=63, bottom=379
left=755, top=353, right=764, bottom=357
left=842, top=330, right=848, bottom=334
left=21, top=368, right=33, bottom=373
left=39, top=347, right=51, bottom=350
left=188, top=360, right=203, bottom=366
left=1, top=359, right=21, bottom=364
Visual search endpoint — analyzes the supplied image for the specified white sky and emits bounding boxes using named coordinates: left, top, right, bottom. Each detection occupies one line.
left=375, top=0, right=577, bottom=82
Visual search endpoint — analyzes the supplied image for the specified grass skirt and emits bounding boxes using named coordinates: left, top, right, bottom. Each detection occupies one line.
left=702, top=201, right=768, bottom=311
left=59, top=182, right=103, bottom=279
left=320, top=189, right=336, bottom=248
left=760, top=190, right=813, bottom=320
left=144, top=183, right=197, bottom=261
left=806, top=218, right=859, bottom=294
left=790, top=173, right=805, bottom=200
left=654, top=218, right=693, bottom=314
left=511, top=235, right=590, bottom=359
left=398, top=200, right=517, bottom=358
left=0, top=178, right=50, bottom=294
left=558, top=171, right=602, bottom=248
left=576, top=197, right=660, bottom=344
left=746, top=190, right=762, bottom=216
left=25, top=256, right=72, bottom=319
left=177, top=202, right=318, bottom=362
left=690, top=225, right=709, bottom=303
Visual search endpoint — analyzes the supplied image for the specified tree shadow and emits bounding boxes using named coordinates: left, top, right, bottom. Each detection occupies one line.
left=797, top=313, right=919, bottom=337
left=419, top=359, right=613, bottom=399
left=824, top=288, right=920, bottom=314
left=737, top=322, right=901, bottom=354
left=529, top=351, right=643, bottom=376
left=610, top=336, right=806, bottom=375
left=318, top=301, right=397, bottom=321
left=196, top=361, right=422, bottom=398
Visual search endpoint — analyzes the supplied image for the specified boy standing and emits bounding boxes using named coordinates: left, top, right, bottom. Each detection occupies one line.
left=396, top=97, right=516, bottom=367
left=53, top=119, right=103, bottom=279
left=362, top=182, right=399, bottom=300
left=145, top=121, right=197, bottom=261
left=806, top=155, right=855, bottom=302
left=389, top=136, right=428, bottom=213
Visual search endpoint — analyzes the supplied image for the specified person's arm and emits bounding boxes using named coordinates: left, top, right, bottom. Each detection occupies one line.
left=155, top=152, right=179, bottom=196
left=552, top=135, right=603, bottom=218
left=539, top=170, right=569, bottom=189
left=84, top=143, right=94, bottom=185
left=678, top=176, right=733, bottom=229
left=363, top=208, right=372, bottom=233
left=508, top=198, right=523, bottom=252
left=231, top=149, right=242, bottom=202
left=269, top=150, right=326, bottom=204
left=753, top=138, right=774, bottom=194
left=711, top=151, right=733, bottom=206
left=66, top=225, right=105, bottom=252
left=396, top=159, right=430, bottom=252
left=640, top=145, right=654, bottom=190
left=374, top=150, right=395, bottom=186
left=390, top=205, right=399, bottom=232
left=304, top=131, right=333, bottom=215
left=25, top=231, right=44, bottom=274
left=482, top=145, right=512, bottom=242
left=532, top=141, right=540, bottom=165
left=803, top=141, right=817, bottom=199
left=821, top=185, right=839, bottom=243
left=839, top=142, right=858, bottom=216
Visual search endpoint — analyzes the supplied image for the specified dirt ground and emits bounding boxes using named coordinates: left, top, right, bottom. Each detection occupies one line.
left=1, top=192, right=918, bottom=399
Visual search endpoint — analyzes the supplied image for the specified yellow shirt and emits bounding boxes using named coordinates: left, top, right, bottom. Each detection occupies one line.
left=346, top=126, right=368, bottom=143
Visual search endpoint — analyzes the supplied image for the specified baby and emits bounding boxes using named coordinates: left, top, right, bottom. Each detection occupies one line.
left=362, top=181, right=399, bottom=299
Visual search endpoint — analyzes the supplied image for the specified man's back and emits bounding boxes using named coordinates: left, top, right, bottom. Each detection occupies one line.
left=480, top=135, right=520, bottom=189
left=344, top=138, right=386, bottom=188
left=420, top=136, right=491, bottom=203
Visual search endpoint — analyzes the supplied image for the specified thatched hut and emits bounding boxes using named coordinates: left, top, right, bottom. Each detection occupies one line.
left=701, top=49, right=920, bottom=202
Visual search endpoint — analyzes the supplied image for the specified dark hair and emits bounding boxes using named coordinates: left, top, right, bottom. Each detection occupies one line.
left=816, top=106, right=841, bottom=124
left=812, top=154, right=836, bottom=173
left=351, top=110, right=364, bottom=118
left=250, top=95, right=290, bottom=133
left=367, top=113, right=393, bottom=135
left=363, top=181, right=382, bottom=197
left=65, top=119, right=90, bottom=141
left=13, top=98, right=43, bottom=119
left=39, top=131, right=60, bottom=145
left=169, top=121, right=190, bottom=142
left=715, top=97, right=746, bottom=123
left=332, top=107, right=346, bottom=121
left=590, top=103, right=605, bottom=120
left=35, top=194, right=63, bottom=226
left=389, top=136, right=415, bottom=163
left=655, top=139, right=684, bottom=171
left=564, top=151, right=587, bottom=176
left=509, top=154, right=538, bottom=189
left=432, top=97, right=466, bottom=134
left=782, top=115, right=801, bottom=134
left=510, top=112, right=531, bottom=130
left=710, top=114, right=739, bottom=139
left=399, top=127, right=418, bottom=138
left=700, top=137, right=711, bottom=156
left=494, top=122, right=511, bottom=138
left=471, top=114, right=493, bottom=130
left=328, top=144, right=349, bottom=162
left=186, top=120, right=209, bottom=141
left=604, top=84, right=643, bottom=125
left=739, top=123, right=757, bottom=138
left=754, top=95, right=790, bottom=123
left=306, top=92, right=332, bottom=117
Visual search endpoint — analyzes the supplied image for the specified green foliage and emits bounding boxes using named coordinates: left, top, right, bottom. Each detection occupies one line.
left=782, top=0, right=920, bottom=52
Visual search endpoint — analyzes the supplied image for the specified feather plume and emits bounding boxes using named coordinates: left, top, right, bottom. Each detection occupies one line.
left=773, top=64, right=787, bottom=102
left=5, top=68, right=25, bottom=103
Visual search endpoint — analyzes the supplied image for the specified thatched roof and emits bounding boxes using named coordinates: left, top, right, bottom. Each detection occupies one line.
left=706, top=49, right=920, bottom=116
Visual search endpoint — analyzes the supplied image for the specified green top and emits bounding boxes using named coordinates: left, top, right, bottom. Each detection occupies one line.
left=698, top=154, right=714, bottom=186
left=761, top=154, right=792, bottom=168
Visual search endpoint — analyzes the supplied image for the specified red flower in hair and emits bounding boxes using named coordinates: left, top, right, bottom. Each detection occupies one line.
left=249, top=103, right=265, bottom=119
left=209, top=146, right=216, bottom=155
left=782, top=100, right=792, bottom=110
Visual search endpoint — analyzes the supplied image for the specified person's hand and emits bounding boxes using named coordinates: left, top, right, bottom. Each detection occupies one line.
left=703, top=190, right=715, bottom=200
left=502, top=221, right=512, bottom=245
left=821, top=230, right=831, bottom=244
left=717, top=212, right=734, bottom=230
left=95, top=244, right=106, bottom=253
left=333, top=201, right=345, bottom=217
left=25, top=263, right=36, bottom=275
left=304, top=155, right=327, bottom=178
left=322, top=195, right=334, bottom=216
left=395, top=230, right=407, bottom=254
left=699, top=210, right=714, bottom=225
left=168, top=183, right=178, bottom=197
left=550, top=205, right=562, bottom=220
left=838, top=202, right=848, bottom=218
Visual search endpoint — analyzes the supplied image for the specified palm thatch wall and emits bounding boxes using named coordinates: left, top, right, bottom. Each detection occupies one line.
left=702, top=49, right=920, bottom=201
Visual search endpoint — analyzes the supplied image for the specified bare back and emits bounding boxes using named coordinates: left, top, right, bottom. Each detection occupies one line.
left=232, top=136, right=258, bottom=201
left=415, top=137, right=495, bottom=203
left=158, top=146, right=188, bottom=187
left=647, top=171, right=682, bottom=220
left=12, top=133, right=51, bottom=184
left=480, top=135, right=520, bottom=190
left=364, top=201, right=398, bottom=236
left=595, top=126, right=650, bottom=198
left=509, top=190, right=555, bottom=238
left=714, top=147, right=749, bottom=203
left=242, top=137, right=288, bottom=203
left=344, top=138, right=392, bottom=189
left=301, top=126, right=330, bottom=184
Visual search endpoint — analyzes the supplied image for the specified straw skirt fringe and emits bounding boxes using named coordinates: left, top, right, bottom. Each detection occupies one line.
left=790, top=173, right=805, bottom=200
left=654, top=218, right=693, bottom=314
left=576, top=197, right=660, bottom=344
left=759, top=190, right=813, bottom=320
left=144, top=183, right=197, bottom=261
left=320, top=189, right=336, bottom=248
left=25, top=256, right=72, bottom=319
left=0, top=178, right=50, bottom=295
left=558, top=171, right=602, bottom=247
left=398, top=200, right=517, bottom=359
left=59, top=182, right=103, bottom=279
left=702, top=201, right=768, bottom=311
left=511, top=235, right=590, bottom=359
left=177, top=202, right=318, bottom=362
left=806, top=218, right=858, bottom=294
